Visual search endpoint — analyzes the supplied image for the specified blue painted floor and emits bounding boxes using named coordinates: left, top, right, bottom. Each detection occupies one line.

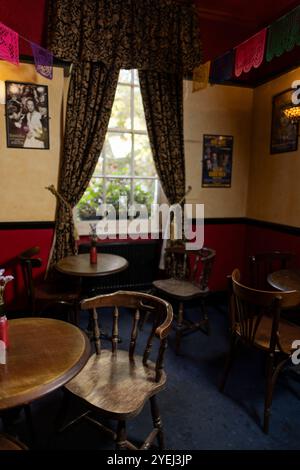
left=2, top=301, right=300, bottom=450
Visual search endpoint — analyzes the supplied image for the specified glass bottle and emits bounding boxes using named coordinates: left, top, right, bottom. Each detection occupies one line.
left=0, top=303, right=8, bottom=364
left=90, top=240, right=97, bottom=265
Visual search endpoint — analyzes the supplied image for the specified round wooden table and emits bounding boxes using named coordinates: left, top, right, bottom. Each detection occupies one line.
left=56, top=253, right=128, bottom=278
left=267, top=269, right=300, bottom=291
left=0, top=318, right=90, bottom=411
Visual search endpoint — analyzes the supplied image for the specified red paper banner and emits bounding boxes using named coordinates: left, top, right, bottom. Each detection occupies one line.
left=235, top=28, right=267, bottom=77
left=0, top=22, right=19, bottom=65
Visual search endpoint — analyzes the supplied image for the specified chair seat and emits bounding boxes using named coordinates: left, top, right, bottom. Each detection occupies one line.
left=35, top=281, right=79, bottom=302
left=0, top=433, right=27, bottom=450
left=153, top=278, right=208, bottom=300
left=65, top=349, right=166, bottom=419
left=236, top=315, right=300, bottom=354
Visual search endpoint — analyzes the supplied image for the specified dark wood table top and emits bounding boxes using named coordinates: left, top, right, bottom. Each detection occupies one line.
left=56, top=253, right=128, bottom=278
left=0, top=318, right=90, bottom=411
left=267, top=269, right=300, bottom=292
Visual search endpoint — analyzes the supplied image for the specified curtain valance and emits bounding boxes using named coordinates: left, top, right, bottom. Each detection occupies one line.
left=47, top=0, right=202, bottom=73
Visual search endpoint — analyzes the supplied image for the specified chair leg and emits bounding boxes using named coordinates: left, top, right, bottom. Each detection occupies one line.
left=150, top=395, right=165, bottom=450
left=116, top=420, right=127, bottom=450
left=175, top=302, right=184, bottom=355
left=263, top=353, right=285, bottom=434
left=219, top=335, right=238, bottom=392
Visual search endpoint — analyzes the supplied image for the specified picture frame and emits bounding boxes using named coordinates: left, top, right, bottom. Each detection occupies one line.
left=270, top=88, right=298, bottom=154
left=202, top=134, right=233, bottom=188
left=5, top=81, right=49, bottom=149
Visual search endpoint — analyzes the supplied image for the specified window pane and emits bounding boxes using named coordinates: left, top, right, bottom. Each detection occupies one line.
left=105, top=178, right=131, bottom=217
left=134, top=87, right=146, bottom=131
left=93, top=154, right=104, bottom=176
left=133, top=179, right=157, bottom=215
left=105, top=133, right=132, bottom=176
left=108, top=84, right=131, bottom=129
left=77, top=178, right=103, bottom=220
left=134, top=134, right=156, bottom=176
left=134, top=70, right=139, bottom=85
left=119, top=69, right=132, bottom=84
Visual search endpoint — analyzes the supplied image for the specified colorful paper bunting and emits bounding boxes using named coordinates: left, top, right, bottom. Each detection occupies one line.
left=266, top=5, right=300, bottom=62
left=210, top=50, right=234, bottom=82
left=235, top=28, right=267, bottom=77
left=30, top=42, right=53, bottom=79
left=192, top=61, right=211, bottom=92
left=0, top=22, right=19, bottom=65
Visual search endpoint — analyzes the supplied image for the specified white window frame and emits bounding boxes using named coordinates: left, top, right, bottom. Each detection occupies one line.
left=76, top=69, right=160, bottom=237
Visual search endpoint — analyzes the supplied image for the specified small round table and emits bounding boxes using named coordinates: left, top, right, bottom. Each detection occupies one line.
left=56, top=253, right=129, bottom=340
left=267, top=269, right=300, bottom=292
left=56, top=253, right=128, bottom=278
left=0, top=318, right=90, bottom=411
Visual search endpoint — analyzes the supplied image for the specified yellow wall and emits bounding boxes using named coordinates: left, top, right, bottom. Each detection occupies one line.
left=247, top=67, right=300, bottom=227
left=0, top=61, right=64, bottom=222
left=184, top=80, right=253, bottom=217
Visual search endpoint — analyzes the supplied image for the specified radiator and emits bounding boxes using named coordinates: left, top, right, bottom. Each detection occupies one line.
left=78, top=240, right=161, bottom=294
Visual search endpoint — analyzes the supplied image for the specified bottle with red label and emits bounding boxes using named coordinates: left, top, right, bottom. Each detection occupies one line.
left=90, top=241, right=98, bottom=265
left=0, top=304, right=8, bottom=364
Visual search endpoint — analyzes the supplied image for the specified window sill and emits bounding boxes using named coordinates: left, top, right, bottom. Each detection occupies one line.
left=76, top=219, right=161, bottom=238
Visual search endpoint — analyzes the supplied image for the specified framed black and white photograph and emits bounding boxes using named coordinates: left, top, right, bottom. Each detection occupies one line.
left=5, top=81, right=49, bottom=149
left=270, top=89, right=298, bottom=154
left=202, top=134, right=233, bottom=187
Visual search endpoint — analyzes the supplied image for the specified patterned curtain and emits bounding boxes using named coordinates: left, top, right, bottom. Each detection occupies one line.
left=47, top=0, right=202, bottom=263
left=139, top=70, right=185, bottom=205
left=50, top=60, right=119, bottom=264
left=48, top=0, right=202, bottom=73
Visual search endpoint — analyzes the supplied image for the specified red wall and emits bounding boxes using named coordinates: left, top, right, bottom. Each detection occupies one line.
left=245, top=224, right=300, bottom=266
left=1, top=221, right=300, bottom=311
left=0, top=228, right=54, bottom=309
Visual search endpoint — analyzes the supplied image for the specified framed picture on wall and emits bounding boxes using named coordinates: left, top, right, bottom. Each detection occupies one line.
left=202, top=134, right=233, bottom=187
left=5, top=81, right=49, bottom=149
left=270, top=89, right=298, bottom=154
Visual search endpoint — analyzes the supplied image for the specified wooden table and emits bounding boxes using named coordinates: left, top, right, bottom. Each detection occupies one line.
left=56, top=253, right=128, bottom=278
left=0, top=318, right=90, bottom=411
left=267, top=269, right=300, bottom=291
left=56, top=253, right=129, bottom=339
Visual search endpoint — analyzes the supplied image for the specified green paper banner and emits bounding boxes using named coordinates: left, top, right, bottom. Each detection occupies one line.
left=266, top=5, right=300, bottom=62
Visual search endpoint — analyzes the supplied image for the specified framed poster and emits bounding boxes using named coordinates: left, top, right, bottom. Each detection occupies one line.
left=5, top=81, right=49, bottom=149
left=202, top=134, right=233, bottom=187
left=270, top=89, right=298, bottom=154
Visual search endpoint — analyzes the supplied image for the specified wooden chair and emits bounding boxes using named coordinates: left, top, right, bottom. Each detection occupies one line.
left=58, top=291, right=173, bottom=450
left=19, top=246, right=80, bottom=322
left=0, top=433, right=28, bottom=450
left=249, top=251, right=295, bottom=290
left=220, top=268, right=300, bottom=433
left=153, top=244, right=216, bottom=354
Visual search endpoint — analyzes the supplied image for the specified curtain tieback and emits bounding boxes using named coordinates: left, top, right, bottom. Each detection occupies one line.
left=45, top=185, right=79, bottom=240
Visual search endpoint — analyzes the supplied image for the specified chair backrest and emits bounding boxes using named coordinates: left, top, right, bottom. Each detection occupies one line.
left=165, top=244, right=216, bottom=291
left=19, top=246, right=42, bottom=311
left=81, top=291, right=173, bottom=382
left=249, top=251, right=295, bottom=290
left=229, top=269, right=300, bottom=353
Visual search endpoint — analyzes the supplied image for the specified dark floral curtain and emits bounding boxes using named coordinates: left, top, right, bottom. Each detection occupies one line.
left=50, top=60, right=119, bottom=264
left=48, top=0, right=202, bottom=72
left=138, top=71, right=185, bottom=204
left=47, top=0, right=202, bottom=263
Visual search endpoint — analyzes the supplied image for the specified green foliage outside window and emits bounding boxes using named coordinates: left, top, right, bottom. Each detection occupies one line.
left=77, top=179, right=154, bottom=219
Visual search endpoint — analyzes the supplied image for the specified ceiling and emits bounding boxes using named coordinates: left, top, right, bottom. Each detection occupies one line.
left=195, top=0, right=300, bottom=86
left=0, top=0, right=299, bottom=87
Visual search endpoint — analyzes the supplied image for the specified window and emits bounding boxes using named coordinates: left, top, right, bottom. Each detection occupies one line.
left=77, top=70, right=159, bottom=228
